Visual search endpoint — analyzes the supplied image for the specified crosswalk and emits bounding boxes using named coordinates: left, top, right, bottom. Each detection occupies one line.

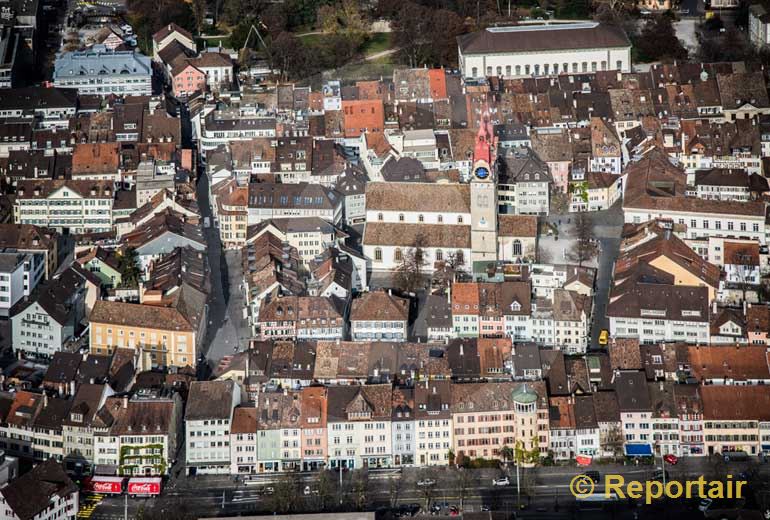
left=77, top=493, right=105, bottom=519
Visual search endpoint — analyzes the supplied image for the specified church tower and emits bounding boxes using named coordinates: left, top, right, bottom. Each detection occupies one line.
left=470, top=110, right=498, bottom=265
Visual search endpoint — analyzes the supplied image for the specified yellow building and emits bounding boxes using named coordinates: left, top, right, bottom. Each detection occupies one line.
left=89, top=299, right=203, bottom=368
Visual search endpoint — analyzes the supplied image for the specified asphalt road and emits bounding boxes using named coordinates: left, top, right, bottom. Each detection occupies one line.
left=86, top=457, right=770, bottom=520
left=194, top=171, right=251, bottom=372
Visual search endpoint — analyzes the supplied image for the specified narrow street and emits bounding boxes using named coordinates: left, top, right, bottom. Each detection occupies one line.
left=195, top=166, right=230, bottom=370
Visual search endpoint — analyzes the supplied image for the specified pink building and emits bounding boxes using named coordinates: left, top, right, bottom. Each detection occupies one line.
left=300, top=386, right=328, bottom=471
left=172, top=62, right=205, bottom=97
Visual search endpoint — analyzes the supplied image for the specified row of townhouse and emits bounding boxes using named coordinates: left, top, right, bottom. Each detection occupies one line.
left=0, top=385, right=183, bottom=477
left=449, top=274, right=593, bottom=354
left=185, top=380, right=550, bottom=474
left=614, top=371, right=770, bottom=458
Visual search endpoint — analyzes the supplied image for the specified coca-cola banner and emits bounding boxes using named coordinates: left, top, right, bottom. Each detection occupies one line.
left=84, top=477, right=124, bottom=495
left=127, top=478, right=162, bottom=496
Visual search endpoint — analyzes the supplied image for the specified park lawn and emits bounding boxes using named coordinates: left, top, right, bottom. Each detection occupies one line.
left=360, top=32, right=392, bottom=56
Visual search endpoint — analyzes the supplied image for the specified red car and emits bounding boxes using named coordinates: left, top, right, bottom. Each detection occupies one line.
left=663, top=454, right=679, bottom=465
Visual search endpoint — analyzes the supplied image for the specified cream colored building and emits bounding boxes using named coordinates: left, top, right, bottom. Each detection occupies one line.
left=450, top=382, right=549, bottom=464
left=89, top=299, right=204, bottom=368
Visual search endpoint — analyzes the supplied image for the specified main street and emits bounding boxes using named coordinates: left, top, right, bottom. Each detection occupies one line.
left=85, top=457, right=770, bottom=520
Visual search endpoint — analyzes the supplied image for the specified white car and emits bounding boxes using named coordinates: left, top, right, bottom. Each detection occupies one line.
left=417, top=479, right=436, bottom=487
left=698, top=499, right=712, bottom=512
left=492, top=477, right=510, bottom=486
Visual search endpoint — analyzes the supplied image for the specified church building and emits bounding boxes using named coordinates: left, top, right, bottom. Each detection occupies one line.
left=362, top=111, right=538, bottom=274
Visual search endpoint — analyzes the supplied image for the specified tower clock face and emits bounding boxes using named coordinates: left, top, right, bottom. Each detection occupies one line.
left=474, top=166, right=489, bottom=179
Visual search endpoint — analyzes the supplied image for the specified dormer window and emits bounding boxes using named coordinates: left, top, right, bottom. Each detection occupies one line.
left=70, top=412, right=83, bottom=423
left=511, top=301, right=521, bottom=311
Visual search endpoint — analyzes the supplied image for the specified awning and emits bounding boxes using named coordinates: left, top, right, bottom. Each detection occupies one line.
left=625, top=443, right=653, bottom=456
left=127, top=477, right=162, bottom=496
left=83, top=476, right=124, bottom=494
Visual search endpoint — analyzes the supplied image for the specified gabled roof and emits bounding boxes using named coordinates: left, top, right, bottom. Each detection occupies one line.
left=1, top=459, right=77, bottom=520
left=350, top=291, right=409, bottom=322
left=152, top=23, right=193, bottom=44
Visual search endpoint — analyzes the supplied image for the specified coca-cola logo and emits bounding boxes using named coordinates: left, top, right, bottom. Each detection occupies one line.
left=129, top=483, right=159, bottom=494
left=92, top=482, right=120, bottom=493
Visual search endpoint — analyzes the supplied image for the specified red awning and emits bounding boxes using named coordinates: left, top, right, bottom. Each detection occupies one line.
left=84, top=476, right=124, bottom=495
left=576, top=455, right=593, bottom=466
left=127, top=477, right=162, bottom=496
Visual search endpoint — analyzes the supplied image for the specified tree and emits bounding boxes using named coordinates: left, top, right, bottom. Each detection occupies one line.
left=313, top=470, right=336, bottom=511
left=270, top=474, right=300, bottom=514
left=453, top=468, right=474, bottom=510
left=500, top=445, right=514, bottom=464
left=633, top=15, right=688, bottom=62
left=387, top=475, right=402, bottom=508
left=602, top=424, right=624, bottom=458
left=267, top=31, right=307, bottom=81
left=569, top=213, right=597, bottom=267
left=117, top=247, right=142, bottom=288
left=394, top=234, right=428, bottom=293
left=191, top=0, right=208, bottom=33
left=417, top=468, right=438, bottom=508
left=350, top=469, right=369, bottom=510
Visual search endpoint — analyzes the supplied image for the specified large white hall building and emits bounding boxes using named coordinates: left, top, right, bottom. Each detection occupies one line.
left=457, top=22, right=632, bottom=79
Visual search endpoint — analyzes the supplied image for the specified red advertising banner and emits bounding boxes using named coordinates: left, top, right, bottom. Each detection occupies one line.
left=84, top=476, right=124, bottom=495
left=127, top=478, right=162, bottom=496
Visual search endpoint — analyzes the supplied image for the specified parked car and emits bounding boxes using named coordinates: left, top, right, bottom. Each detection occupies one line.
left=581, top=471, right=601, bottom=483
left=417, top=479, right=436, bottom=487
left=698, top=498, right=712, bottom=512
left=652, top=469, right=670, bottom=482
left=492, top=476, right=510, bottom=486
left=663, top=454, right=678, bottom=465
left=722, top=451, right=749, bottom=462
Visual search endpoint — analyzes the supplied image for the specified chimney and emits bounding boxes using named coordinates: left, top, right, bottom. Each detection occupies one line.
left=70, top=380, right=76, bottom=396
left=459, top=342, right=464, bottom=356
left=432, top=385, right=436, bottom=395
left=712, top=300, right=717, bottom=315
left=122, top=395, right=128, bottom=409
left=43, top=393, right=48, bottom=408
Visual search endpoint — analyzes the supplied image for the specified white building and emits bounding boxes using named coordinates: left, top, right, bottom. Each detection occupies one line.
left=750, top=4, right=770, bottom=48
left=14, top=180, right=114, bottom=235
left=414, top=382, right=453, bottom=466
left=327, top=385, right=392, bottom=469
left=0, top=251, right=43, bottom=317
left=53, top=46, right=152, bottom=96
left=457, top=23, right=631, bottom=79
left=0, top=459, right=78, bottom=520
left=185, top=381, right=241, bottom=475
left=608, top=283, right=710, bottom=345
left=350, top=291, right=409, bottom=342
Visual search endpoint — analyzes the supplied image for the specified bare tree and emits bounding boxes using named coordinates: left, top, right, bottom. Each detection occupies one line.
left=731, top=250, right=756, bottom=304
left=387, top=475, right=402, bottom=508
left=417, top=468, right=437, bottom=509
left=602, top=425, right=624, bottom=459
left=350, top=469, right=369, bottom=510
left=453, top=468, right=474, bottom=511
left=569, top=213, right=598, bottom=267
left=269, top=474, right=300, bottom=514
left=395, top=234, right=428, bottom=293
left=313, top=470, right=336, bottom=511
left=432, top=251, right=465, bottom=292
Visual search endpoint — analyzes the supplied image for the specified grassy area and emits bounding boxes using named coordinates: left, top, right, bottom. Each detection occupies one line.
left=298, top=33, right=328, bottom=46
left=360, top=32, right=392, bottom=56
